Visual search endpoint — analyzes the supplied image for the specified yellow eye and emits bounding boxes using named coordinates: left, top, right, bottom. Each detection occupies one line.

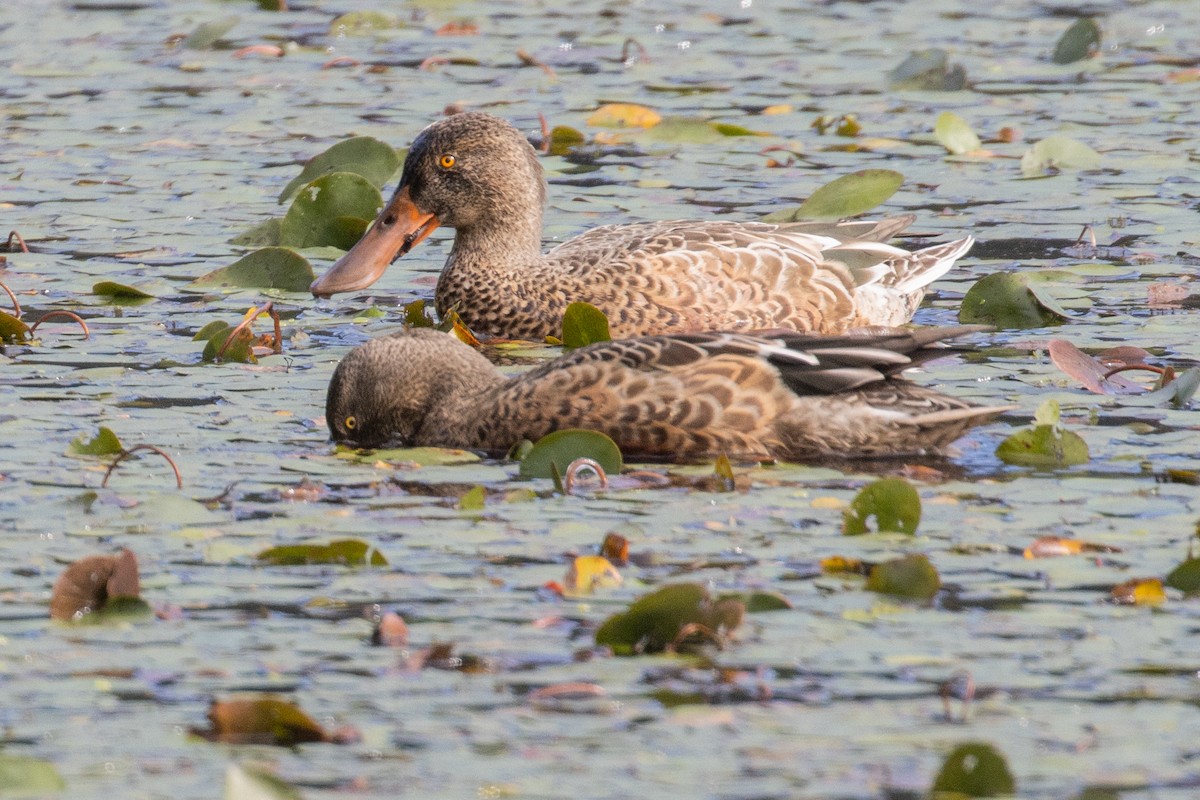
left=438, top=154, right=456, bottom=169
left=344, top=416, right=357, bottom=431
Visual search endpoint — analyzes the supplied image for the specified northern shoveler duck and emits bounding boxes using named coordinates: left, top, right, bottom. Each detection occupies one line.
left=310, top=112, right=974, bottom=339
left=324, top=326, right=1012, bottom=460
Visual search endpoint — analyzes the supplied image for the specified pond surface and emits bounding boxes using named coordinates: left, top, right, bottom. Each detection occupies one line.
left=3, top=0, right=1200, bottom=797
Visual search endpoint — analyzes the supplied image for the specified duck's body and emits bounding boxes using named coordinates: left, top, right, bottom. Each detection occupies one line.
left=324, top=326, right=1012, bottom=461
left=310, top=112, right=974, bottom=339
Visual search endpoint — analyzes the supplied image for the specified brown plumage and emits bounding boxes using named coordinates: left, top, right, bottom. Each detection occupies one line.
left=310, top=112, right=974, bottom=339
left=324, top=326, right=1013, bottom=461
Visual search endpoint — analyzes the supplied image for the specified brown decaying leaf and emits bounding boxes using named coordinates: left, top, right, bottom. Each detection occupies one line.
left=1047, top=339, right=1146, bottom=395
left=1110, top=578, right=1166, bottom=606
left=278, top=476, right=325, bottom=502
left=371, top=611, right=409, bottom=647
left=1023, top=536, right=1122, bottom=558
left=1147, top=281, right=1190, bottom=306
left=600, top=532, right=629, bottom=565
left=50, top=549, right=140, bottom=621
left=199, top=696, right=354, bottom=746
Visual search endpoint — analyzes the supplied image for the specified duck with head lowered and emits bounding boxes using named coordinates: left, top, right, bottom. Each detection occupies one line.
left=310, top=112, right=974, bottom=339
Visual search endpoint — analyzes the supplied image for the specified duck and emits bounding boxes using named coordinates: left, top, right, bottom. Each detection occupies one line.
left=309, top=112, right=974, bottom=340
left=324, top=325, right=1013, bottom=461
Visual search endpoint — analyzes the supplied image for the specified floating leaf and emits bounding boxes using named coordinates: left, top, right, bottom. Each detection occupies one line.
left=547, top=125, right=585, bottom=156
left=183, top=16, right=240, bottom=49
left=1024, top=536, right=1120, bottom=558
left=403, top=298, right=437, bottom=328
left=930, top=742, right=1016, bottom=797
left=0, top=754, right=66, bottom=795
left=843, top=478, right=921, bottom=535
left=224, top=763, right=303, bottom=800
left=230, top=217, right=283, bottom=247
left=560, top=301, right=611, bottom=348
left=1052, top=18, right=1101, bottom=65
left=587, top=103, right=661, bottom=128
left=563, top=555, right=622, bottom=595
left=201, top=324, right=256, bottom=364
left=711, top=122, right=766, bottom=137
left=189, top=247, right=314, bottom=293
left=92, top=280, right=155, bottom=299
left=279, top=172, right=383, bottom=250
left=866, top=554, right=940, bottom=600
left=457, top=485, right=486, bottom=511
left=762, top=169, right=904, bottom=222
left=201, top=697, right=327, bottom=746
left=720, top=590, right=792, bottom=612
left=50, top=549, right=144, bottom=622
left=372, top=611, right=409, bottom=647
left=821, top=555, right=868, bottom=575
left=959, top=271, right=1068, bottom=329
left=1111, top=577, right=1165, bottom=606
left=1020, top=135, right=1101, bottom=177
left=888, top=48, right=968, bottom=91
left=1047, top=339, right=1145, bottom=395
left=1034, top=398, right=1062, bottom=427
left=995, top=422, right=1089, bottom=468
left=256, top=538, right=387, bottom=567
left=328, top=10, right=403, bottom=35
left=518, top=429, right=622, bottom=480
left=638, top=117, right=725, bottom=144
left=278, top=137, right=402, bottom=204
left=595, top=583, right=744, bottom=655
left=1165, top=557, right=1200, bottom=594
left=0, top=309, right=30, bottom=342
left=68, top=425, right=124, bottom=457
left=934, top=111, right=982, bottom=155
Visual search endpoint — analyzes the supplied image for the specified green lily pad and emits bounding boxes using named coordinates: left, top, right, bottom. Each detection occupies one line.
left=201, top=323, right=256, bottom=364
left=337, top=446, right=480, bottom=466
left=959, top=271, right=1068, bottom=329
left=518, top=429, right=623, bottom=480
left=0, top=754, right=67, bottom=795
left=230, top=217, right=283, bottom=247
left=68, top=425, right=124, bottom=457
left=1020, top=135, right=1101, bottom=177
left=204, top=696, right=327, bottom=747
left=183, top=16, right=239, bottom=49
left=225, top=763, right=303, bottom=800
left=865, top=553, right=940, bottom=600
left=328, top=10, right=404, bottom=35
left=995, top=424, right=1090, bottom=468
left=92, top=280, right=155, bottom=299
left=0, top=309, right=31, bottom=342
left=719, top=590, right=792, bottom=612
left=762, top=169, right=904, bottom=222
left=934, top=111, right=981, bottom=155
left=278, top=137, right=402, bottom=204
left=457, top=485, right=487, bottom=511
left=1053, top=18, right=1101, bottom=65
left=843, top=477, right=921, bottom=535
left=711, top=122, right=766, bottom=137
left=930, top=742, right=1016, bottom=797
left=1165, top=557, right=1200, bottom=595
left=547, top=126, right=585, bottom=156
left=256, top=538, right=387, bottom=567
left=280, top=172, right=383, bottom=250
left=189, top=247, right=314, bottom=293
left=193, top=320, right=231, bottom=342
left=888, top=48, right=968, bottom=91
left=595, top=583, right=745, bottom=655
left=561, top=302, right=611, bottom=348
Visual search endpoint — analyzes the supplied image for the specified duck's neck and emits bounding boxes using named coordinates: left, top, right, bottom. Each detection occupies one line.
left=447, top=207, right=545, bottom=267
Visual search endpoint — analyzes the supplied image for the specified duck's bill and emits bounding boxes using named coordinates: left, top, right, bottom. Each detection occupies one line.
left=310, top=185, right=440, bottom=297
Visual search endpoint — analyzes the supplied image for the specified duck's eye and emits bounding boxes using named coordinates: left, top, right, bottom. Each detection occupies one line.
left=438, top=154, right=456, bottom=170
left=344, top=415, right=357, bottom=431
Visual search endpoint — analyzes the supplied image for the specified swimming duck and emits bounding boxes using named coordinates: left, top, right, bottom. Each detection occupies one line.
left=324, top=326, right=1012, bottom=461
left=309, top=112, right=974, bottom=339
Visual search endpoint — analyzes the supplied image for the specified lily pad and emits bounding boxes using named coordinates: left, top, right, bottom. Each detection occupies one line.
left=68, top=425, right=124, bottom=457
left=0, top=754, right=66, bottom=795
left=560, top=301, right=611, bottom=348
left=279, top=172, right=383, bottom=250
left=959, top=271, right=1068, bottom=329
left=888, top=48, right=968, bottom=91
left=188, top=247, right=314, bottom=293
left=201, top=697, right=327, bottom=746
left=278, top=137, right=402, bottom=204
left=865, top=553, right=940, bottom=600
left=1020, top=135, right=1101, bottom=177
left=256, top=538, right=387, bottom=567
left=200, top=323, right=256, bottom=364
left=0, top=309, right=30, bottom=342
left=230, top=217, right=282, bottom=247
left=183, top=16, right=239, bottom=49
left=638, top=116, right=725, bottom=144
left=518, top=429, right=622, bottom=480
left=92, top=280, right=155, bottom=299
left=762, top=169, right=904, bottom=222
left=547, top=125, right=585, bottom=156
left=587, top=103, right=661, bottom=128
left=594, top=583, right=744, bottom=655
left=225, top=764, right=303, bottom=800
left=328, top=10, right=404, bottom=36
left=1165, top=557, right=1200, bottom=594
left=930, top=742, right=1016, bottom=797
left=995, top=422, right=1089, bottom=468
left=843, top=477, right=921, bottom=535
left=934, top=111, right=981, bottom=155
left=49, top=549, right=144, bottom=622
left=1052, top=18, right=1101, bottom=65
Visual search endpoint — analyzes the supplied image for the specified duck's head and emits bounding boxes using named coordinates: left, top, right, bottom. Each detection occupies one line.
left=311, top=112, right=546, bottom=297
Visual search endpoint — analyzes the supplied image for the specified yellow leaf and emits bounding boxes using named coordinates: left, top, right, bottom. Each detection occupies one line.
left=563, top=555, right=622, bottom=595
left=811, top=496, right=845, bottom=509
left=1111, top=578, right=1165, bottom=606
left=587, top=103, right=661, bottom=129
left=761, top=104, right=792, bottom=115
left=820, top=556, right=865, bottom=575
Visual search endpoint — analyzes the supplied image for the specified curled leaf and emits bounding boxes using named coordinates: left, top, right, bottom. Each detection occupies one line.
left=1020, top=135, right=1100, bottom=177
left=199, top=697, right=329, bottom=746
left=1111, top=578, right=1165, bottom=606
left=50, top=549, right=144, bottom=622
left=518, top=429, right=622, bottom=480
left=1052, top=18, right=1101, bottom=65
left=935, top=111, right=982, bottom=155
left=595, top=583, right=744, bottom=655
left=68, top=425, right=124, bottom=457
left=563, top=555, right=622, bottom=595
left=1047, top=339, right=1145, bottom=395
left=764, top=169, right=904, bottom=222
left=959, top=271, right=1069, bottom=329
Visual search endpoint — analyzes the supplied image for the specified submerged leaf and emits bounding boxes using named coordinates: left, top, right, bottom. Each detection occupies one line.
left=560, top=301, right=611, bottom=348
left=1020, top=135, right=1101, bottom=177
left=595, top=583, right=744, bottom=655
left=278, top=137, right=402, bottom=204
left=930, top=742, right=1016, bottom=797
left=68, top=425, right=124, bottom=457
left=518, top=429, right=622, bottom=480
left=934, top=111, right=982, bottom=155
left=1052, top=18, right=1101, bottom=65
left=279, top=172, right=383, bottom=250
left=256, top=539, right=387, bottom=567
left=763, top=169, right=904, bottom=222
left=959, top=271, right=1068, bottom=329
left=843, top=478, right=921, bottom=535
left=865, top=553, right=940, bottom=600
left=189, top=247, right=314, bottom=292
